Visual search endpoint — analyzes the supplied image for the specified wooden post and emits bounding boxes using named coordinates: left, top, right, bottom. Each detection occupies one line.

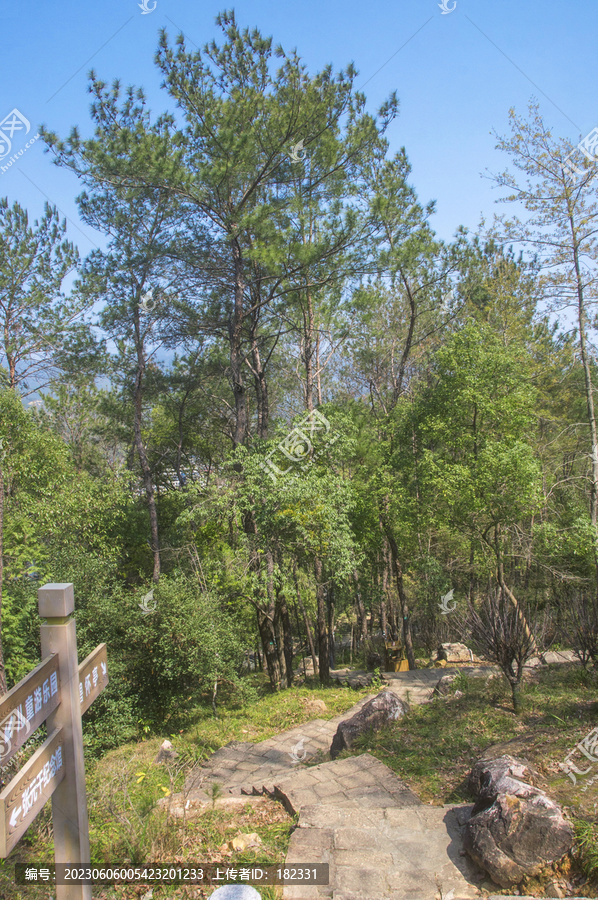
left=39, top=584, right=92, bottom=900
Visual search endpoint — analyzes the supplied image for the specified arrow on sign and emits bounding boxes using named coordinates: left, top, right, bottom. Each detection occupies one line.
left=9, top=806, right=21, bottom=828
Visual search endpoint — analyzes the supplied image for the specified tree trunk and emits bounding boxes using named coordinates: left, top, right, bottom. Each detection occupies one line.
left=245, top=512, right=280, bottom=690
left=572, top=238, right=598, bottom=586
left=304, top=283, right=316, bottom=412
left=315, top=328, right=323, bottom=406
left=276, top=584, right=295, bottom=688
left=267, top=550, right=287, bottom=685
left=251, top=337, right=269, bottom=441
left=384, top=527, right=416, bottom=669
left=273, top=606, right=287, bottom=685
left=230, top=235, right=248, bottom=448
left=509, top=678, right=523, bottom=715
left=494, top=524, right=542, bottom=658
left=256, top=609, right=281, bottom=689
left=379, top=564, right=388, bottom=639
left=328, top=581, right=336, bottom=670
left=293, top=563, right=318, bottom=675
left=314, top=557, right=329, bottom=682
left=352, top=569, right=368, bottom=649
left=132, top=332, right=160, bottom=583
left=385, top=545, right=399, bottom=640
left=468, top=541, right=475, bottom=603
left=248, top=294, right=270, bottom=441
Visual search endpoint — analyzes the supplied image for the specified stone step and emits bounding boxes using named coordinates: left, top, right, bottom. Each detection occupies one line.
left=283, top=804, right=483, bottom=900
left=184, top=698, right=378, bottom=799
left=273, top=753, right=422, bottom=816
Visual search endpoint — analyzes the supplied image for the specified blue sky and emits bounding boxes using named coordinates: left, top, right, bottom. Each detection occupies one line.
left=0, top=0, right=596, bottom=255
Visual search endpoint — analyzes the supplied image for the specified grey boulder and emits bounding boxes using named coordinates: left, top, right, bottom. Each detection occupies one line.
left=436, top=642, right=473, bottom=663
left=464, top=755, right=574, bottom=887
left=468, top=754, right=540, bottom=807
left=330, top=690, right=409, bottom=759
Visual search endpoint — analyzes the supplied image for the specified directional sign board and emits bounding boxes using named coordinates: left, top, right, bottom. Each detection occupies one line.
left=0, top=728, right=65, bottom=857
left=78, top=643, right=108, bottom=715
left=0, top=655, right=60, bottom=767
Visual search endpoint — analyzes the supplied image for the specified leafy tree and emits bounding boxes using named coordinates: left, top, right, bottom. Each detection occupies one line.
left=0, top=199, right=81, bottom=395
left=493, top=102, right=598, bottom=587
left=403, top=321, right=543, bottom=654
left=0, top=386, right=131, bottom=689
left=76, top=182, right=188, bottom=582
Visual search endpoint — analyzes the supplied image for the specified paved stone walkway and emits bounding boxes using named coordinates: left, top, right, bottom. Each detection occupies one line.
left=273, top=753, right=422, bottom=814
left=284, top=801, right=482, bottom=900
left=184, top=697, right=376, bottom=801
left=331, top=665, right=499, bottom=703
left=183, top=668, right=478, bottom=802
left=177, top=658, right=586, bottom=900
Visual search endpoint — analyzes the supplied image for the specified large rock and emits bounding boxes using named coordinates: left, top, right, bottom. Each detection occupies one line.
left=299, top=697, right=328, bottom=714
left=464, top=755, right=574, bottom=887
left=468, top=755, right=540, bottom=808
left=329, top=690, right=409, bottom=759
left=464, top=793, right=574, bottom=887
left=436, top=642, right=473, bottom=663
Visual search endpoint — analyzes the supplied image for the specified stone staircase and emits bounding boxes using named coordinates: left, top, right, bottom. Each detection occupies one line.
left=283, top=799, right=482, bottom=900
left=184, top=697, right=375, bottom=801
left=174, top=663, right=590, bottom=900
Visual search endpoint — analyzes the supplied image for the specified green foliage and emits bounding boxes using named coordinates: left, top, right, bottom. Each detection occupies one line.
left=574, top=816, right=598, bottom=883
left=1, top=27, right=597, bottom=873
left=0, top=199, right=82, bottom=394
left=79, top=574, right=246, bottom=731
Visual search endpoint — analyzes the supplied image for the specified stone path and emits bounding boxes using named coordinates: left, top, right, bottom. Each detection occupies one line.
left=284, top=801, right=482, bottom=900
left=185, top=697, right=376, bottom=801
left=273, top=753, right=422, bottom=814
left=330, top=650, right=577, bottom=694
left=177, top=658, right=587, bottom=900
left=184, top=667, right=480, bottom=802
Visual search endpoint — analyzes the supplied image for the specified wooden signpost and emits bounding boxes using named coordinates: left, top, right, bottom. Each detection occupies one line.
left=0, top=584, right=108, bottom=900
left=0, top=654, right=60, bottom=765
left=78, top=644, right=108, bottom=716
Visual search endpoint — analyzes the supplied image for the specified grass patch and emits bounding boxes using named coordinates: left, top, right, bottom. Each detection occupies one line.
left=3, top=665, right=596, bottom=897
left=181, top=676, right=371, bottom=758
left=346, top=662, right=598, bottom=894
left=0, top=678, right=368, bottom=900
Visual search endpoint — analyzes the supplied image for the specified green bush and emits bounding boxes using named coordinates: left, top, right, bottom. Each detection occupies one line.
left=74, top=574, right=247, bottom=741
